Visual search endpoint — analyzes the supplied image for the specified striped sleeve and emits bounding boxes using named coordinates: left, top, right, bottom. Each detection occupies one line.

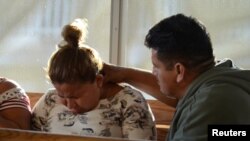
left=0, top=87, right=31, bottom=111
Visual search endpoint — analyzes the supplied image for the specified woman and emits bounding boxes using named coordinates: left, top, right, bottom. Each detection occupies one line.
left=32, top=19, right=156, bottom=140
left=0, top=77, right=31, bottom=129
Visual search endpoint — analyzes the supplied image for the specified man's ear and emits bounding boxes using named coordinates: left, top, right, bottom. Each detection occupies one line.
left=96, top=74, right=104, bottom=87
left=174, top=63, right=185, bottom=83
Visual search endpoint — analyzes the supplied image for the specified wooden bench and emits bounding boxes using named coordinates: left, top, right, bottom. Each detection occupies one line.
left=147, top=100, right=175, bottom=141
left=0, top=128, right=141, bottom=141
left=27, top=92, right=175, bottom=141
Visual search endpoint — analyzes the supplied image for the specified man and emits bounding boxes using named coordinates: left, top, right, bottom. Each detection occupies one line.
left=102, top=14, right=250, bottom=141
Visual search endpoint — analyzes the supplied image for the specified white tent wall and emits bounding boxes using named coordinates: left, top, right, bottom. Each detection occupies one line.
left=0, top=0, right=249, bottom=94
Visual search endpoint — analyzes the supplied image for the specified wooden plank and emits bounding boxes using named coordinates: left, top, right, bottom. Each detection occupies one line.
left=147, top=100, right=175, bottom=125
left=27, top=92, right=43, bottom=108
left=0, top=128, right=142, bottom=141
left=147, top=100, right=175, bottom=141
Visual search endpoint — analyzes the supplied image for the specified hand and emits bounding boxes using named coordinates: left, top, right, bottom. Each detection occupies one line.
left=101, top=63, right=126, bottom=84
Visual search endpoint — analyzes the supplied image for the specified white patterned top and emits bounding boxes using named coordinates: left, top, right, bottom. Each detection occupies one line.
left=32, top=86, right=156, bottom=140
left=0, top=78, right=31, bottom=111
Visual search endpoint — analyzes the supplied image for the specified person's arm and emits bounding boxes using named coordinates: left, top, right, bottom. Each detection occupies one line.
left=0, top=79, right=31, bottom=130
left=31, top=91, right=49, bottom=131
left=0, top=108, right=31, bottom=129
left=102, top=63, right=178, bottom=108
left=121, top=86, right=156, bottom=140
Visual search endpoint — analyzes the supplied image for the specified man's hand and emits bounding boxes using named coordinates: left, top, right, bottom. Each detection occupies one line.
left=101, top=63, right=126, bottom=84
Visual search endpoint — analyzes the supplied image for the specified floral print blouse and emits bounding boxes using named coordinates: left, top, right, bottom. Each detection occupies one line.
left=32, top=86, right=156, bottom=140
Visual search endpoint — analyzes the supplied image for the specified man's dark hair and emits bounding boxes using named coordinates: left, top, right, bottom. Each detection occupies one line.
left=145, top=13, right=215, bottom=72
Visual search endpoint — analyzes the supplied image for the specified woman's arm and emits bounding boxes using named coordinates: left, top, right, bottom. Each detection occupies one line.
left=0, top=79, right=31, bottom=129
left=0, top=108, right=31, bottom=129
left=102, top=63, right=178, bottom=108
left=121, top=86, right=156, bottom=140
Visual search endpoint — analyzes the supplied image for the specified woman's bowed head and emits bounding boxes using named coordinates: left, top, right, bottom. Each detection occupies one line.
left=32, top=18, right=156, bottom=140
left=46, top=18, right=103, bottom=114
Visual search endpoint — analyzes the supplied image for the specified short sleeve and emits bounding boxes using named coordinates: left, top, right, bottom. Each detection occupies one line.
left=120, top=86, right=157, bottom=140
left=0, top=87, right=31, bottom=112
left=31, top=89, right=57, bottom=131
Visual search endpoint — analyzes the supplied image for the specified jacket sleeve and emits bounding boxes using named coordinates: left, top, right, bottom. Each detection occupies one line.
left=171, top=83, right=250, bottom=141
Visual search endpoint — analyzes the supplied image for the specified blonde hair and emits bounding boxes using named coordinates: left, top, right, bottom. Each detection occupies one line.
left=47, top=18, right=103, bottom=84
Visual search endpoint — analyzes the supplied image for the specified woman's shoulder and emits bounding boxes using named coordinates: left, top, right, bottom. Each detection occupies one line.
left=119, top=85, right=144, bottom=99
left=32, top=88, right=60, bottom=111
left=39, top=88, right=58, bottom=102
left=46, top=88, right=57, bottom=95
left=103, top=83, right=144, bottom=99
left=0, top=77, right=30, bottom=111
left=0, top=77, right=20, bottom=94
left=33, top=88, right=57, bottom=104
left=114, top=85, right=147, bottom=105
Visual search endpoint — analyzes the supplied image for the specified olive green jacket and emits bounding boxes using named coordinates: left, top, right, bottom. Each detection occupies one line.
left=167, top=59, right=250, bottom=141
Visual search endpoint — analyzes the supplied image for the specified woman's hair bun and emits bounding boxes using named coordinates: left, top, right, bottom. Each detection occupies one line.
left=60, top=18, right=88, bottom=48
